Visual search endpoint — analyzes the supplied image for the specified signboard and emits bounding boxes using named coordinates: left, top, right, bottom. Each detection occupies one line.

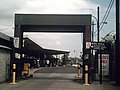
left=98, top=54, right=109, bottom=76
left=86, top=42, right=91, bottom=48
left=119, top=1, right=120, bottom=40
left=84, top=54, right=89, bottom=60
left=23, top=40, right=25, bottom=47
left=91, top=42, right=106, bottom=50
left=15, top=53, right=21, bottom=59
left=14, top=37, right=19, bottom=48
left=100, top=44, right=106, bottom=50
left=119, top=0, right=120, bottom=23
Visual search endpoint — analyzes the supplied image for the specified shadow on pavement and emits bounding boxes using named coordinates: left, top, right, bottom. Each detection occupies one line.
left=72, top=79, right=83, bottom=85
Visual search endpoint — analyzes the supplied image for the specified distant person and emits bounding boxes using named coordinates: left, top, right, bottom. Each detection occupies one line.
left=46, top=60, right=50, bottom=67
left=89, top=67, right=94, bottom=84
left=37, top=59, right=40, bottom=68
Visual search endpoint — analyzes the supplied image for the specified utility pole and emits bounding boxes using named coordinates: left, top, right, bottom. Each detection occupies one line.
left=100, top=47, right=102, bottom=84
left=97, top=6, right=102, bottom=84
left=115, top=0, right=120, bottom=85
left=92, top=21, right=94, bottom=42
left=97, top=7, right=99, bottom=42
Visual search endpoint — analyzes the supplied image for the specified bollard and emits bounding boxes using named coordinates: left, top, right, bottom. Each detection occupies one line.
left=28, top=63, right=30, bottom=77
left=23, top=63, right=29, bottom=76
left=56, top=65, right=58, bottom=67
left=76, top=64, right=81, bottom=79
left=10, top=64, right=17, bottom=84
left=83, top=65, right=90, bottom=85
left=78, top=64, right=80, bottom=76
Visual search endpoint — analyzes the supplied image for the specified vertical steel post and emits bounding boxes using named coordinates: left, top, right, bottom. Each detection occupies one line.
left=63, top=54, right=66, bottom=67
left=97, top=7, right=100, bottom=42
left=100, top=49, right=102, bottom=84
left=77, top=64, right=81, bottom=77
left=115, top=0, right=120, bottom=85
left=92, top=21, right=94, bottom=42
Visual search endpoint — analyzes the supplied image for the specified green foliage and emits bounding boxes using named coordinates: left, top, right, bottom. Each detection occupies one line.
left=101, top=32, right=115, bottom=52
left=61, top=53, right=69, bottom=65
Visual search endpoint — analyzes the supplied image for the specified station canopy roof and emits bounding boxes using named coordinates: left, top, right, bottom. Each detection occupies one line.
left=22, top=37, right=69, bottom=56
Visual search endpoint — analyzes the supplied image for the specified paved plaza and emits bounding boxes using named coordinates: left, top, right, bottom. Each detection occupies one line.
left=0, top=67, right=120, bottom=90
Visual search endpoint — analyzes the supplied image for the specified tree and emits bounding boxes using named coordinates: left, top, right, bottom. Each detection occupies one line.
left=101, top=32, right=115, bottom=52
left=61, top=53, right=69, bottom=65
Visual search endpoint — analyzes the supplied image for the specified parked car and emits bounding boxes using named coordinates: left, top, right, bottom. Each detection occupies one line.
left=72, top=64, right=78, bottom=67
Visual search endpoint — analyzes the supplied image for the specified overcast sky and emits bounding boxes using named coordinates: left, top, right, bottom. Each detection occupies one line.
left=0, top=0, right=116, bottom=57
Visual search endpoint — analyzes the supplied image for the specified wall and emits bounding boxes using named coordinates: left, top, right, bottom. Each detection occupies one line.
left=0, top=48, right=11, bottom=83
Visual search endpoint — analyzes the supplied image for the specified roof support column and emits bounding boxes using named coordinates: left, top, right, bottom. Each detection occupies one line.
left=83, top=25, right=91, bottom=84
left=115, top=0, right=120, bottom=85
left=13, top=25, right=23, bottom=78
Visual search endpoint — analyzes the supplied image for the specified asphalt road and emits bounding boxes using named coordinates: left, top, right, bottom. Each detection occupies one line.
left=35, top=66, right=79, bottom=73
left=0, top=66, right=120, bottom=90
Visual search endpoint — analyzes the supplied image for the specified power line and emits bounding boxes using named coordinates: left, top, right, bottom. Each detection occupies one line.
left=99, top=0, right=114, bottom=31
left=99, top=0, right=114, bottom=26
left=94, top=29, right=107, bottom=39
left=94, top=0, right=115, bottom=35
